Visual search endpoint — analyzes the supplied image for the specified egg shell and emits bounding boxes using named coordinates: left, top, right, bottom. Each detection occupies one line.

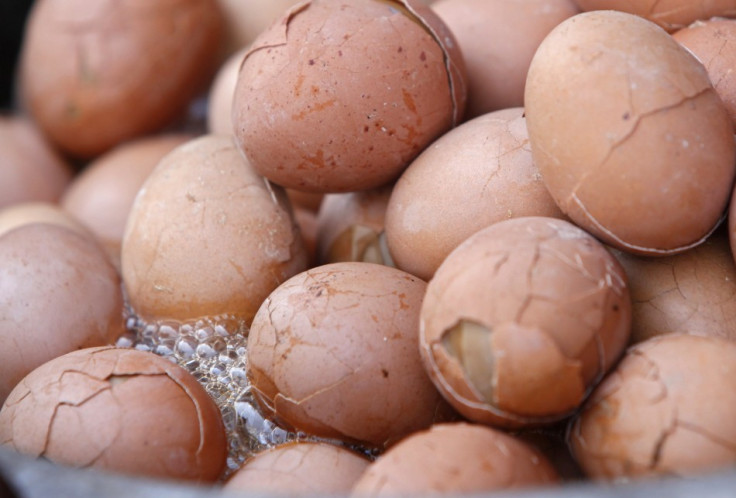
left=570, top=333, right=736, bottom=479
left=232, top=0, right=466, bottom=193
left=573, top=0, right=736, bottom=31
left=224, top=441, right=369, bottom=494
left=293, top=206, right=318, bottom=268
left=0, top=115, right=71, bottom=209
left=385, top=108, right=565, bottom=281
left=674, top=18, right=736, bottom=130
left=61, top=133, right=193, bottom=266
left=612, top=232, right=736, bottom=344
left=247, top=261, right=449, bottom=448
left=525, top=10, right=736, bottom=255
left=121, top=134, right=308, bottom=325
left=0, top=224, right=124, bottom=404
left=432, top=0, right=580, bottom=117
left=19, top=0, right=223, bottom=158
left=420, top=217, right=631, bottom=427
left=0, top=346, right=227, bottom=482
left=316, top=185, right=393, bottom=266
left=350, top=422, right=559, bottom=495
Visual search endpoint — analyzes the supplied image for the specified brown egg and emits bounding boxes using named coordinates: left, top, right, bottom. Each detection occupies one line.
left=232, top=0, right=466, bottom=193
left=350, top=423, right=559, bottom=495
left=385, top=108, right=565, bottom=281
left=121, top=134, right=308, bottom=327
left=247, top=262, right=448, bottom=448
left=316, top=185, right=393, bottom=266
left=61, top=133, right=193, bottom=266
left=674, top=18, right=736, bottom=130
left=207, top=48, right=247, bottom=136
left=613, top=233, right=736, bottom=344
left=0, top=347, right=226, bottom=482
left=19, top=0, right=223, bottom=158
left=420, top=217, right=631, bottom=428
left=225, top=442, right=369, bottom=494
left=574, top=0, right=736, bottom=31
left=525, top=10, right=736, bottom=255
left=0, top=202, right=90, bottom=238
left=570, top=333, right=736, bottom=479
left=0, top=115, right=71, bottom=209
left=432, top=0, right=579, bottom=118
left=0, top=224, right=124, bottom=405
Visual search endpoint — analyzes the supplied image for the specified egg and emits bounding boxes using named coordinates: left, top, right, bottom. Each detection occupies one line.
left=420, top=217, right=631, bottom=427
left=350, top=422, right=559, bottom=495
left=432, top=0, right=580, bottom=118
left=525, top=10, right=736, bottom=255
left=224, top=441, right=369, bottom=494
left=673, top=18, right=736, bottom=130
left=19, top=0, right=223, bottom=158
left=216, top=0, right=305, bottom=56
left=0, top=115, right=71, bottom=209
left=613, top=232, right=736, bottom=344
left=385, top=107, right=565, bottom=281
left=232, top=0, right=466, bottom=192
left=247, top=262, right=449, bottom=448
left=207, top=47, right=247, bottom=136
left=316, top=185, right=393, bottom=266
left=0, top=223, right=124, bottom=404
left=61, top=133, right=193, bottom=267
left=573, top=0, right=736, bottom=31
left=0, top=347, right=227, bottom=482
left=121, top=134, right=308, bottom=327
left=570, top=333, right=736, bottom=479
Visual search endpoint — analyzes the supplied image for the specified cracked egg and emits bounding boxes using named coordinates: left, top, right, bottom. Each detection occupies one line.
left=569, top=333, right=736, bottom=479
left=224, top=441, right=369, bottom=494
left=19, top=0, right=223, bottom=159
left=232, top=0, right=466, bottom=193
left=385, top=107, right=565, bottom=282
left=121, top=134, right=308, bottom=328
left=350, top=422, right=559, bottom=495
left=419, top=217, right=631, bottom=428
left=247, top=261, right=451, bottom=449
left=525, top=10, right=736, bottom=256
left=0, top=346, right=227, bottom=482
left=572, top=0, right=736, bottom=32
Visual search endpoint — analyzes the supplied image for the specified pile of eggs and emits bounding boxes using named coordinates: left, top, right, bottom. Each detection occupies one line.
left=3, top=0, right=736, bottom=495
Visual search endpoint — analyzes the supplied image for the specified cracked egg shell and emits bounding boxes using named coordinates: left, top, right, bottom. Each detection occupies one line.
left=232, top=0, right=466, bottom=193
left=350, top=422, right=559, bottom=496
left=316, top=184, right=393, bottom=266
left=385, top=107, right=565, bottom=282
left=573, top=0, right=736, bottom=32
left=525, top=10, right=736, bottom=255
left=121, top=134, right=308, bottom=326
left=247, top=261, right=450, bottom=448
left=0, top=224, right=124, bottom=405
left=569, top=333, right=736, bottom=479
left=673, top=18, right=736, bottom=131
left=0, top=346, right=227, bottom=482
left=19, top=0, right=223, bottom=159
left=224, top=441, right=369, bottom=494
left=420, top=217, right=631, bottom=428
left=612, top=232, right=736, bottom=344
